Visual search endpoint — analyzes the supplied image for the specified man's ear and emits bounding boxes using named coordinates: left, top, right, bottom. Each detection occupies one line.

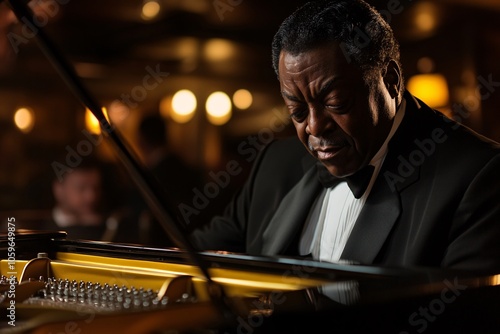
left=382, top=59, right=401, bottom=100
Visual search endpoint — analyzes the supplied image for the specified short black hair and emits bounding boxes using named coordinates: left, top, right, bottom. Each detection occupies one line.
left=272, top=0, right=402, bottom=88
left=51, top=151, right=105, bottom=183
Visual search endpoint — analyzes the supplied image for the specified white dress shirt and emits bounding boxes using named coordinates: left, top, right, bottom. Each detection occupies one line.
left=299, top=98, right=407, bottom=262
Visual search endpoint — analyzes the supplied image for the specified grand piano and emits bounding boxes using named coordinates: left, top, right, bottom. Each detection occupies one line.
left=1, top=1, right=500, bottom=333
left=1, top=230, right=500, bottom=334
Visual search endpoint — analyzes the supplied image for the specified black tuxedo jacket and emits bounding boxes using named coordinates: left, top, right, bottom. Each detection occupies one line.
left=190, top=92, right=500, bottom=273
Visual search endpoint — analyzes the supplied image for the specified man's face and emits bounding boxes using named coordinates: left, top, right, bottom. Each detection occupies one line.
left=278, top=42, right=397, bottom=177
left=53, top=169, right=102, bottom=216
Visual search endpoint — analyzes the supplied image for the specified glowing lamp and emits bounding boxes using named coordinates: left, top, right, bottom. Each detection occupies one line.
left=13, top=107, right=35, bottom=133
left=206, top=91, right=232, bottom=125
left=142, top=1, right=160, bottom=20
left=407, top=74, right=449, bottom=108
left=233, top=89, right=253, bottom=110
left=170, top=89, right=197, bottom=123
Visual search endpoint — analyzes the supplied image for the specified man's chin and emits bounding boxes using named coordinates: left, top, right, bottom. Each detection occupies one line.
left=321, top=160, right=361, bottom=178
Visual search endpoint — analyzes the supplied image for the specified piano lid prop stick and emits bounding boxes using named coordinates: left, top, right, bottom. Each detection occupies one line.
left=5, top=0, right=232, bottom=316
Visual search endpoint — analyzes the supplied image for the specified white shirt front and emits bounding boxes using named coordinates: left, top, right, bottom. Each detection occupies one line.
left=300, top=99, right=407, bottom=263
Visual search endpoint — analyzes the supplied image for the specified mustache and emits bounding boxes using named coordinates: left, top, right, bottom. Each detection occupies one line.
left=308, top=137, right=348, bottom=151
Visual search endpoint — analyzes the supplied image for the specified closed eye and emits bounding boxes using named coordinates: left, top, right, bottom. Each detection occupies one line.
left=325, top=98, right=351, bottom=114
left=325, top=104, right=346, bottom=112
left=289, top=107, right=308, bottom=122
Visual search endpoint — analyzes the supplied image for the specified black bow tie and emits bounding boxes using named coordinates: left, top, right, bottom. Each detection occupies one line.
left=316, top=163, right=375, bottom=199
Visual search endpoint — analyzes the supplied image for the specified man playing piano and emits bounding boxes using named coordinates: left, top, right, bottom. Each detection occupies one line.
left=190, top=0, right=500, bottom=273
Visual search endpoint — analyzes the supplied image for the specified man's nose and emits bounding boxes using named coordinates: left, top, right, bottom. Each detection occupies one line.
left=305, top=106, right=335, bottom=136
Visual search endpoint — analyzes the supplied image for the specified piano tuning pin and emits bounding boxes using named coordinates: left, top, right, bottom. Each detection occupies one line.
left=15, top=276, right=196, bottom=312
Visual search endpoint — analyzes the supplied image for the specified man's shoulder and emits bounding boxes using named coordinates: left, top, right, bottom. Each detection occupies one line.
left=399, top=94, right=500, bottom=184
left=403, top=92, right=500, bottom=156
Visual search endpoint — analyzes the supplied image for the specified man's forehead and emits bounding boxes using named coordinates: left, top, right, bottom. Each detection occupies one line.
left=278, top=45, right=364, bottom=96
left=278, top=42, right=358, bottom=76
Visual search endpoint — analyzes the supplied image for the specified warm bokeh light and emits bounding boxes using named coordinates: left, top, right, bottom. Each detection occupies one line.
left=233, top=89, right=253, bottom=110
left=413, top=2, right=438, bottom=33
left=407, top=74, right=449, bottom=108
left=171, top=89, right=197, bottom=123
left=203, top=39, right=235, bottom=62
left=206, top=91, right=232, bottom=125
left=417, top=57, right=435, bottom=74
left=142, top=0, right=161, bottom=20
left=85, top=107, right=109, bottom=134
left=108, top=100, right=130, bottom=125
left=415, top=12, right=435, bottom=32
left=13, top=107, right=35, bottom=133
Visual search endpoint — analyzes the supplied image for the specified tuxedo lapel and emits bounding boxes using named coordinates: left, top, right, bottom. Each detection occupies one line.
left=261, top=166, right=322, bottom=255
left=340, top=173, right=402, bottom=264
left=341, top=92, right=422, bottom=264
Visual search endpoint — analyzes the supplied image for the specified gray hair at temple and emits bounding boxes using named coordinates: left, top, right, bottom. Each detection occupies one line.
left=271, top=0, right=404, bottom=93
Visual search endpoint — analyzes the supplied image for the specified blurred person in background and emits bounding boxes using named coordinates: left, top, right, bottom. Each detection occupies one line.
left=117, top=113, right=203, bottom=246
left=41, top=154, right=121, bottom=241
